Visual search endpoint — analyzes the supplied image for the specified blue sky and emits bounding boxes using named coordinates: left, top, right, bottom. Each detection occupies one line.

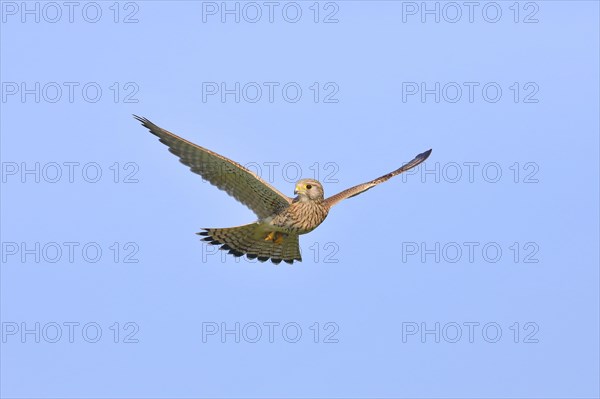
left=1, top=1, right=599, bottom=398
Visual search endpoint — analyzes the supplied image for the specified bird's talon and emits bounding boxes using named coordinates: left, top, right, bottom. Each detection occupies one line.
left=265, top=231, right=285, bottom=244
left=274, top=234, right=285, bottom=244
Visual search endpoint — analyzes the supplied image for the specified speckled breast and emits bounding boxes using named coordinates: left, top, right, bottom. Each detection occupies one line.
left=271, top=201, right=329, bottom=234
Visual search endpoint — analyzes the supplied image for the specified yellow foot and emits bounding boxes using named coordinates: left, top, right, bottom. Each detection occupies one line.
left=274, top=233, right=285, bottom=245
left=264, top=231, right=286, bottom=244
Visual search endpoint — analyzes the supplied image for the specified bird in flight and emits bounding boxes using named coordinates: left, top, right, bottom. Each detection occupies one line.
left=135, top=115, right=431, bottom=264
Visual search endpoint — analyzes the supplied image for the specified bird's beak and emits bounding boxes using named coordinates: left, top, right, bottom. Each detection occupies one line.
left=294, top=184, right=303, bottom=195
left=294, top=189, right=298, bottom=195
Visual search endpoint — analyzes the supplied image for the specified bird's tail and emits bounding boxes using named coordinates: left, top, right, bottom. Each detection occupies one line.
left=197, top=223, right=302, bottom=264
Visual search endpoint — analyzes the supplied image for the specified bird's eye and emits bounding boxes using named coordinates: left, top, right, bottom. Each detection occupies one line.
left=306, top=184, right=312, bottom=189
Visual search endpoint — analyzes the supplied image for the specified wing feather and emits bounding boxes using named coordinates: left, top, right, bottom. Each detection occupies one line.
left=134, top=115, right=292, bottom=219
left=324, top=149, right=432, bottom=209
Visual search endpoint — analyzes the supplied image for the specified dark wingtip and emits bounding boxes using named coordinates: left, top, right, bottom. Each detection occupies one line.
left=132, top=114, right=147, bottom=124
left=133, top=115, right=159, bottom=136
left=198, top=231, right=222, bottom=246
left=229, top=249, right=244, bottom=257
left=420, top=148, right=433, bottom=160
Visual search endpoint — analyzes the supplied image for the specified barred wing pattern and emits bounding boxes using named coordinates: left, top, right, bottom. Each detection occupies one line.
left=324, top=149, right=432, bottom=209
left=135, top=116, right=292, bottom=219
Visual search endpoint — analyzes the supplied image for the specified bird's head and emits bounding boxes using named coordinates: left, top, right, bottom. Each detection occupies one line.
left=293, top=179, right=324, bottom=202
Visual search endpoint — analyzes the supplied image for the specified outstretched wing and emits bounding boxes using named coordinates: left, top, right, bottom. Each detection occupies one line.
left=135, top=116, right=292, bottom=219
left=324, top=149, right=432, bottom=209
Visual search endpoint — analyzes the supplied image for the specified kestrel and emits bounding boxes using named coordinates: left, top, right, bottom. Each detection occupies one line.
left=135, top=116, right=431, bottom=264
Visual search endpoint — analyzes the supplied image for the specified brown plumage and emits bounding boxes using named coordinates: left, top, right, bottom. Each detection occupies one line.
left=135, top=115, right=431, bottom=264
left=198, top=224, right=301, bottom=265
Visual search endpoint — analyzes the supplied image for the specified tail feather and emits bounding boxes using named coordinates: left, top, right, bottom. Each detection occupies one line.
left=197, top=223, right=302, bottom=264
